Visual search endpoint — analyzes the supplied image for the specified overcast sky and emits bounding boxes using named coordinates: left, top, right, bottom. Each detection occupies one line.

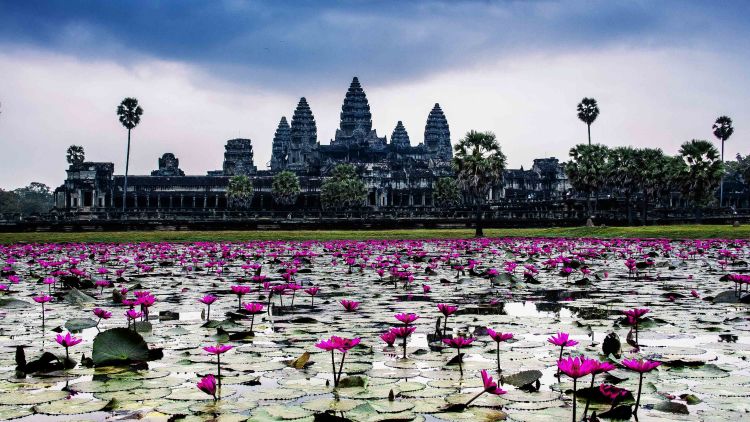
left=0, top=0, right=748, bottom=190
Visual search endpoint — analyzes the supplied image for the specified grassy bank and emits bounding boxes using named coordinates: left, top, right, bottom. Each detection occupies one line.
left=0, top=225, right=748, bottom=244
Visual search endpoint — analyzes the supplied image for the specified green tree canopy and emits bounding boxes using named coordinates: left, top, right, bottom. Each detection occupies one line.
left=227, top=175, right=254, bottom=209
left=452, top=130, right=506, bottom=236
left=320, top=164, right=367, bottom=210
left=272, top=170, right=301, bottom=206
left=433, top=177, right=461, bottom=207
left=678, top=139, right=724, bottom=208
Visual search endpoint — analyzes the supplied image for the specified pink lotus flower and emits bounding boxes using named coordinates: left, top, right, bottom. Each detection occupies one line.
left=391, top=325, right=417, bottom=359
left=33, top=294, right=52, bottom=303
left=243, top=302, right=265, bottom=332
left=437, top=303, right=458, bottom=317
left=199, top=294, right=218, bottom=305
left=340, top=299, right=360, bottom=312
left=487, top=328, right=513, bottom=373
left=422, top=284, right=431, bottom=293
left=547, top=332, right=578, bottom=347
left=93, top=307, right=112, bottom=324
left=380, top=331, right=397, bottom=346
left=56, top=332, right=83, bottom=348
left=443, top=336, right=475, bottom=375
left=197, top=374, right=217, bottom=401
left=464, top=370, right=507, bottom=408
left=203, top=344, right=233, bottom=388
left=315, top=336, right=361, bottom=386
left=304, top=286, right=320, bottom=307
left=599, top=383, right=629, bottom=402
left=558, top=356, right=596, bottom=422
left=56, top=332, right=82, bottom=362
left=622, top=358, right=661, bottom=415
left=394, top=312, right=419, bottom=325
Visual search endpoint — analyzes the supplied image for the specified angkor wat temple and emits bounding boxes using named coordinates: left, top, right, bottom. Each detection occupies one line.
left=53, top=77, right=569, bottom=217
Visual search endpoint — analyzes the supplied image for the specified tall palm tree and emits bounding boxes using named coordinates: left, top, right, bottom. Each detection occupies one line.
left=679, top=139, right=724, bottom=222
left=712, top=115, right=734, bottom=206
left=227, top=175, right=254, bottom=209
left=633, top=148, right=667, bottom=226
left=117, top=98, right=144, bottom=213
left=606, top=146, right=638, bottom=225
left=577, top=97, right=600, bottom=146
left=452, top=130, right=506, bottom=237
left=565, top=144, right=609, bottom=217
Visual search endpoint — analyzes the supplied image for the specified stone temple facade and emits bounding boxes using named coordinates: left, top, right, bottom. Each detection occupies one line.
left=54, top=77, right=569, bottom=215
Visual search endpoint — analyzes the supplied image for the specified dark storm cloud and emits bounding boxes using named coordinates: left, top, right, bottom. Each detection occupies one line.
left=1, top=0, right=748, bottom=91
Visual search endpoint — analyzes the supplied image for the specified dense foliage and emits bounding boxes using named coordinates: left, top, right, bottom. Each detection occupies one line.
left=271, top=170, right=301, bottom=206
left=227, top=175, right=254, bottom=209
left=320, top=164, right=367, bottom=210
left=433, top=177, right=461, bottom=207
left=0, top=182, right=54, bottom=214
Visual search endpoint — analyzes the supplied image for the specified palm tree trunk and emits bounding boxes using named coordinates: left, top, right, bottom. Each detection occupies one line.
left=720, top=139, right=725, bottom=207
left=587, top=123, right=591, bottom=146
left=122, top=129, right=131, bottom=213
left=475, top=202, right=484, bottom=237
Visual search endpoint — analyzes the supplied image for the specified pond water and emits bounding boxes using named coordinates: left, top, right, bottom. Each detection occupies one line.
left=0, top=237, right=749, bottom=421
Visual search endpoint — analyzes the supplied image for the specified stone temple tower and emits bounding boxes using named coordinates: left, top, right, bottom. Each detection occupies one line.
left=390, top=121, right=411, bottom=149
left=424, top=103, right=452, bottom=161
left=288, top=97, right=318, bottom=172
left=270, top=116, right=291, bottom=171
left=339, top=77, right=372, bottom=137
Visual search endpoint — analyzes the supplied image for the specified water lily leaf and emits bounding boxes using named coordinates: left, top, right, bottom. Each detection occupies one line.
left=64, top=317, right=98, bottom=331
left=34, top=398, right=113, bottom=415
left=503, top=369, right=542, bottom=388
left=286, top=351, right=311, bottom=369
left=63, top=288, right=95, bottom=305
left=92, top=328, right=150, bottom=366
left=0, top=298, right=31, bottom=308
left=654, top=401, right=689, bottom=414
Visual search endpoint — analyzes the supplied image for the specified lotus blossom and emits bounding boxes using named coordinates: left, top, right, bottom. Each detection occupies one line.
left=394, top=312, right=419, bottom=325
left=391, top=325, right=417, bottom=359
left=486, top=329, right=513, bottom=373
left=304, top=286, right=320, bottom=307
left=622, top=358, right=661, bottom=415
left=340, top=299, right=360, bottom=312
left=422, top=284, right=431, bottom=293
left=34, top=294, right=53, bottom=328
left=437, top=303, right=458, bottom=337
left=198, top=294, right=218, bottom=320
left=443, top=336, right=475, bottom=375
left=557, top=357, right=596, bottom=422
left=623, top=308, right=649, bottom=348
left=92, top=307, right=112, bottom=328
left=464, top=369, right=507, bottom=407
left=203, top=344, right=233, bottom=388
left=315, top=336, right=361, bottom=387
left=55, top=332, right=82, bottom=362
left=230, top=285, right=251, bottom=311
left=125, top=309, right=143, bottom=329
left=197, top=374, right=218, bottom=401
left=380, top=330, right=397, bottom=346
left=243, top=302, right=265, bottom=332
left=599, top=383, right=630, bottom=407
left=581, top=359, right=617, bottom=418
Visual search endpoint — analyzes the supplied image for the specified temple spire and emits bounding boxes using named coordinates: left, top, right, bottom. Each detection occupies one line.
left=424, top=103, right=452, bottom=160
left=390, top=121, right=411, bottom=148
left=339, top=76, right=372, bottom=136
left=270, top=116, right=291, bottom=171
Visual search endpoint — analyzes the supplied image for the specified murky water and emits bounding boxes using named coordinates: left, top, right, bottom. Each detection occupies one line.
left=0, top=238, right=749, bottom=421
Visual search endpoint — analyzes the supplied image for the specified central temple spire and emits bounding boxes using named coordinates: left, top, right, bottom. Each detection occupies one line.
left=339, top=76, right=372, bottom=137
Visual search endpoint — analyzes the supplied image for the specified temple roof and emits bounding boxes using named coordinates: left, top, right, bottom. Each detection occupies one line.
left=424, top=103, right=452, bottom=160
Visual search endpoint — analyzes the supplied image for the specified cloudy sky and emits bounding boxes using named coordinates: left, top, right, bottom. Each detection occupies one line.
left=0, top=0, right=748, bottom=190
